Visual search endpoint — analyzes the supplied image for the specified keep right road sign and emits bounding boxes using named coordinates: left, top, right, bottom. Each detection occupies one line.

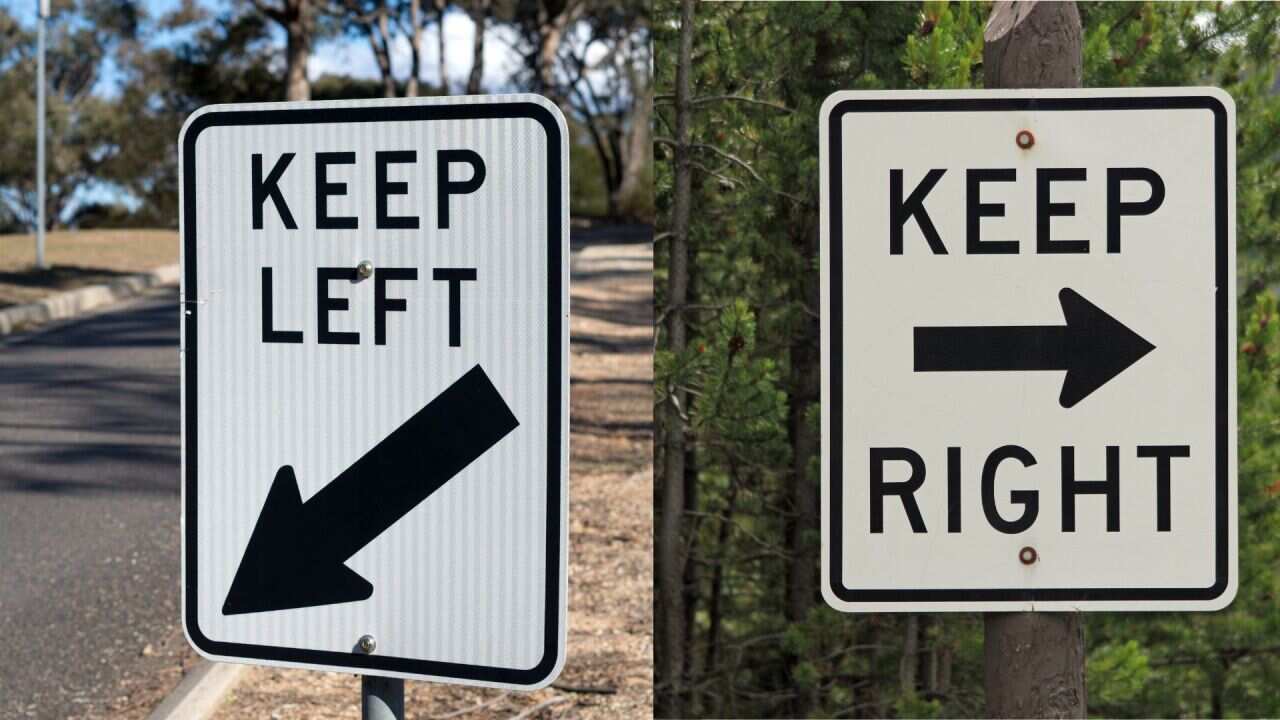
left=820, top=89, right=1237, bottom=612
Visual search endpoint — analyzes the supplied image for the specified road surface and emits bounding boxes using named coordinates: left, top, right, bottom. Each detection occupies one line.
left=0, top=289, right=181, bottom=719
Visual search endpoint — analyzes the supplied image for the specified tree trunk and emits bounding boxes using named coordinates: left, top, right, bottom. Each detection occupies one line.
left=606, top=131, right=624, bottom=218
left=783, top=220, right=820, bottom=718
left=901, top=615, right=920, bottom=697
left=984, top=0, right=1082, bottom=89
left=921, top=615, right=936, bottom=696
left=869, top=620, right=889, bottom=718
left=984, top=614, right=1086, bottom=718
left=434, top=0, right=448, bottom=94
left=466, top=0, right=488, bottom=94
left=981, top=4, right=1086, bottom=718
left=940, top=644, right=953, bottom=695
left=1209, top=665, right=1225, bottom=719
left=784, top=230, right=820, bottom=616
left=656, top=1, right=695, bottom=715
left=681, top=439, right=699, bottom=714
left=536, top=1, right=575, bottom=102
left=407, top=0, right=422, bottom=96
left=367, top=6, right=396, bottom=98
left=1207, top=654, right=1234, bottom=719
left=574, top=108, right=620, bottom=217
left=703, top=469, right=739, bottom=719
left=612, top=59, right=651, bottom=219
left=781, top=28, right=829, bottom=716
left=538, top=23, right=560, bottom=93
left=283, top=0, right=311, bottom=101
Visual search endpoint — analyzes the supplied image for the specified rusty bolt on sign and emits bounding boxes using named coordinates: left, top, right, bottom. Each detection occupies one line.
left=1016, top=129, right=1035, bottom=149
left=1019, top=546, right=1038, bottom=565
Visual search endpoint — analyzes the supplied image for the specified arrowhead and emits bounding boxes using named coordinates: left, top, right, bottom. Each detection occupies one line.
left=222, top=465, right=373, bottom=616
left=1058, top=288, right=1155, bottom=408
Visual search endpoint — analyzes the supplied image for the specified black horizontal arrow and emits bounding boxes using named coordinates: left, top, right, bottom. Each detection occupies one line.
left=222, top=364, right=519, bottom=615
left=913, top=288, right=1155, bottom=408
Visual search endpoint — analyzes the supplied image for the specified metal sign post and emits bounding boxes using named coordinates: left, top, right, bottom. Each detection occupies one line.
left=361, top=675, right=404, bottom=720
left=35, top=0, right=47, bottom=269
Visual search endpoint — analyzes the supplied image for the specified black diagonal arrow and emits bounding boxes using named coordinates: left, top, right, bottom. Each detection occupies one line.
left=222, top=364, right=519, bottom=615
left=913, top=288, right=1155, bottom=408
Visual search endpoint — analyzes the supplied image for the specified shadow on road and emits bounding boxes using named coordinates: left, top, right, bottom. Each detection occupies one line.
left=0, top=289, right=178, bottom=498
left=0, top=287, right=182, bottom=720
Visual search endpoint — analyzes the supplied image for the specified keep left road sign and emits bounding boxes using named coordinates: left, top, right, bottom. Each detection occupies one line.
left=180, top=95, right=568, bottom=687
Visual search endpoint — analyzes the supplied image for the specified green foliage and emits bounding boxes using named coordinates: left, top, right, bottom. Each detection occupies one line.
left=657, top=1, right=1280, bottom=717
left=902, top=2, right=984, bottom=88
left=0, top=1, right=631, bottom=229
left=0, top=1, right=142, bottom=229
left=894, top=694, right=943, bottom=719
left=1079, top=1, right=1280, bottom=292
left=1087, top=640, right=1152, bottom=710
left=1079, top=5, right=1280, bottom=718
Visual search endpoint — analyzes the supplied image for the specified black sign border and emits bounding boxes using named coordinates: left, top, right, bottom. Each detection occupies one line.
left=182, top=101, right=565, bottom=684
left=825, top=94, right=1232, bottom=605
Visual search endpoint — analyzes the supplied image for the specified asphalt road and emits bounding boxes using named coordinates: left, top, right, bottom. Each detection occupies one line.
left=0, top=288, right=181, bottom=719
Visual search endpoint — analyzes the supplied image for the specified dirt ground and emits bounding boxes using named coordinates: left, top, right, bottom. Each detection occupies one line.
left=0, top=229, right=178, bottom=307
left=79, top=625, right=205, bottom=720
left=175, top=238, right=654, bottom=719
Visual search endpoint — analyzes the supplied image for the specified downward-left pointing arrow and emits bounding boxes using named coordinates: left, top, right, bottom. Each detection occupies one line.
left=222, top=364, right=519, bottom=615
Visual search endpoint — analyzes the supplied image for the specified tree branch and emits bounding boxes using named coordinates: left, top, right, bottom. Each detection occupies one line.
left=656, top=93, right=793, bottom=113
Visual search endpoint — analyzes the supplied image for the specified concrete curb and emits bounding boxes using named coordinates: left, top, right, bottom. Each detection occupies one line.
left=145, top=661, right=246, bottom=720
left=0, top=263, right=179, bottom=335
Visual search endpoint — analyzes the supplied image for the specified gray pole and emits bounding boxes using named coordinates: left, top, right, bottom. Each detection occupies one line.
left=35, top=0, right=47, bottom=270
left=982, top=2, right=1086, bottom=718
left=361, top=675, right=404, bottom=720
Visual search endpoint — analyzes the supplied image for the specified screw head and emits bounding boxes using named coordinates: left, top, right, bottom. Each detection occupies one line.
left=356, top=260, right=374, bottom=280
left=357, top=634, right=376, bottom=654
left=1019, top=546, right=1038, bottom=565
left=1016, top=129, right=1035, bottom=149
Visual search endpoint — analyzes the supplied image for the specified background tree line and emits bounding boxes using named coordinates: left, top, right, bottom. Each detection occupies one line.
left=0, top=0, right=651, bottom=233
left=655, top=1, right=1280, bottom=717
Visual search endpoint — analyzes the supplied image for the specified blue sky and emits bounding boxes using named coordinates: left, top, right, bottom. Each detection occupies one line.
left=141, top=0, right=525, bottom=94
left=3, top=0, right=527, bottom=95
left=0, top=0, right=530, bottom=215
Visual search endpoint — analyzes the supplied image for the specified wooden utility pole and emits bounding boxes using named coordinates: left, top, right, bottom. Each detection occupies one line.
left=982, top=2, right=1087, bottom=718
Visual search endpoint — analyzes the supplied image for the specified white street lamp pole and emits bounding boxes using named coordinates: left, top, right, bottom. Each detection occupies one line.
left=35, top=0, right=48, bottom=270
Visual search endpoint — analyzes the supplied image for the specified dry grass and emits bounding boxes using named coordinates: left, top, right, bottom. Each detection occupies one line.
left=0, top=230, right=177, bottom=307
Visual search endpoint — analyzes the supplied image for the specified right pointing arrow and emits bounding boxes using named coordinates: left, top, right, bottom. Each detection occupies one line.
left=913, top=288, right=1155, bottom=408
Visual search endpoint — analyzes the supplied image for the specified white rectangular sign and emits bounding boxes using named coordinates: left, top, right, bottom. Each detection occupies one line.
left=820, top=89, right=1236, bottom=612
left=180, top=95, right=568, bottom=686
